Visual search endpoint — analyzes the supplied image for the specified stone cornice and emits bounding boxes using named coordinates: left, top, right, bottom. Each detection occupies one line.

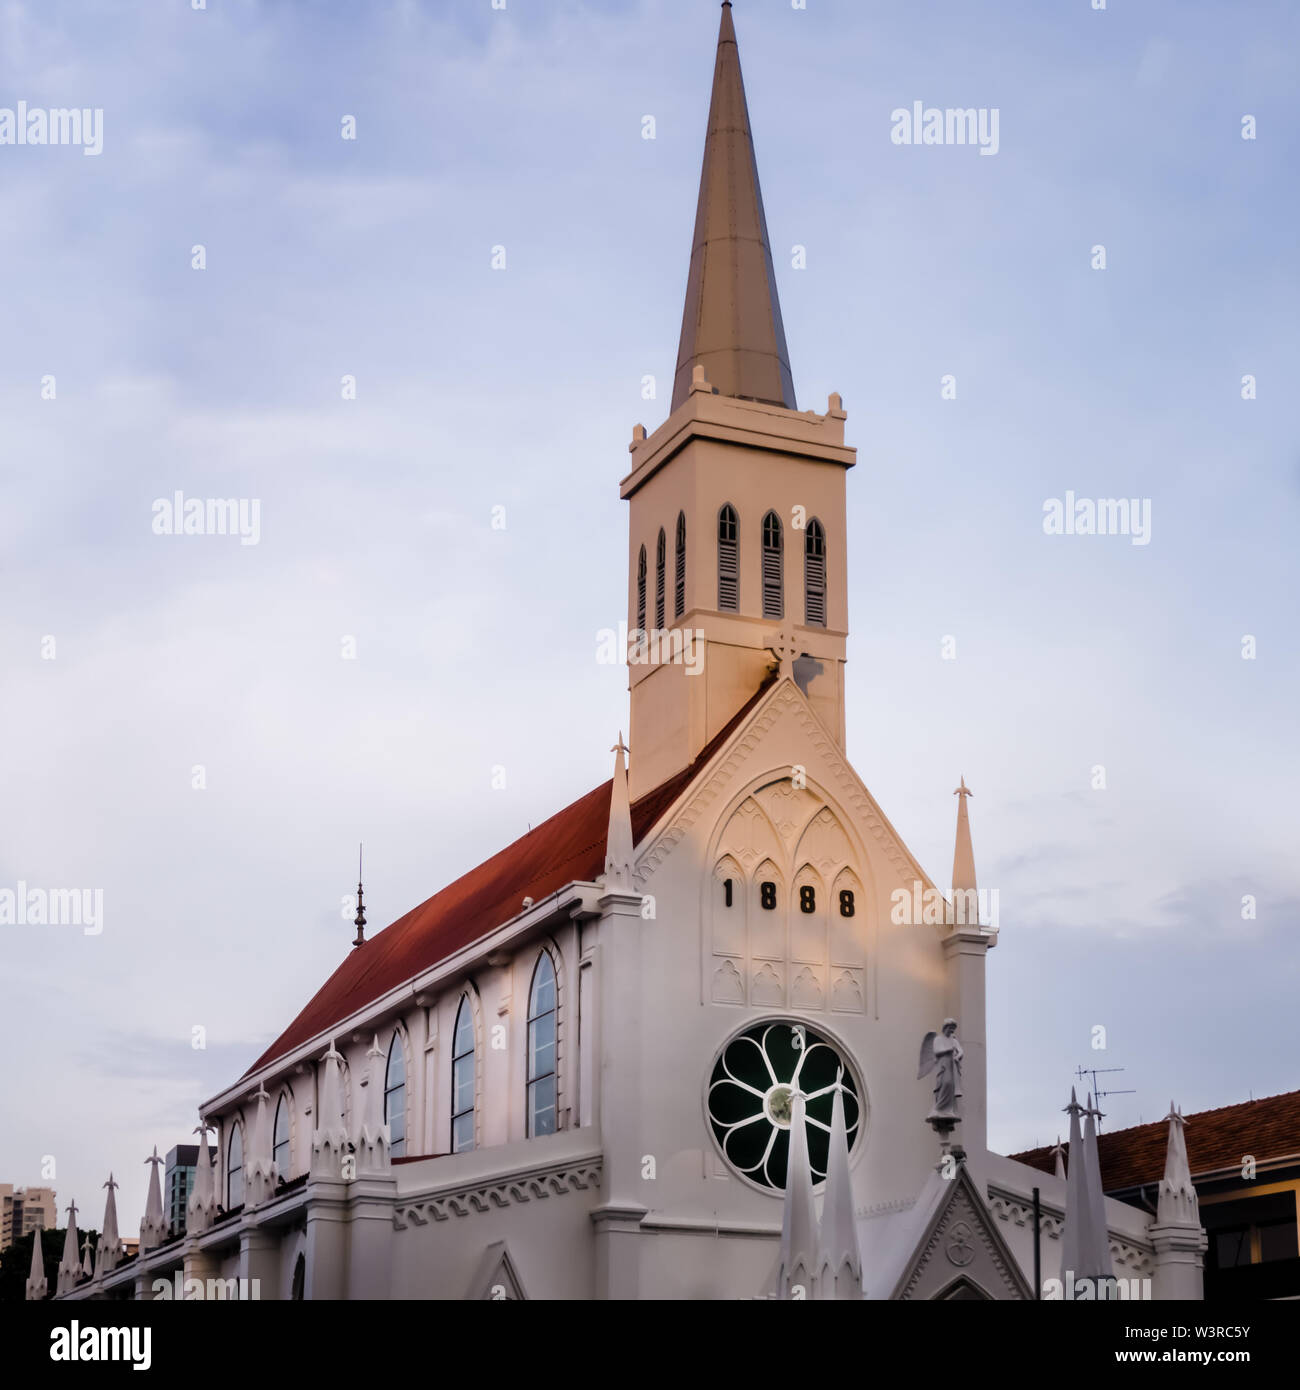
left=394, top=1156, right=603, bottom=1230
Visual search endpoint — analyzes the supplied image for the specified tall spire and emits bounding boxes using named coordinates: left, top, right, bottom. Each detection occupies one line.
left=97, top=1172, right=123, bottom=1274
left=776, top=1091, right=818, bottom=1298
left=951, top=776, right=977, bottom=900
left=188, top=1118, right=218, bottom=1234
left=25, top=1225, right=48, bottom=1301
left=56, top=1199, right=81, bottom=1296
left=672, top=2, right=796, bottom=412
left=815, top=1071, right=863, bottom=1299
left=604, top=734, right=634, bottom=890
left=1058, top=1088, right=1090, bottom=1284
left=1082, top=1094, right=1114, bottom=1280
left=140, top=1146, right=167, bottom=1250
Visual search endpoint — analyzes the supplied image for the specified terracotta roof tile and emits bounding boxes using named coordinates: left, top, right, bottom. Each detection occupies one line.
left=1010, top=1090, right=1300, bottom=1192
left=243, top=674, right=777, bottom=1078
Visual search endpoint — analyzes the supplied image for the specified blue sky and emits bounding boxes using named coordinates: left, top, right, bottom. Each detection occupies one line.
left=1, top=0, right=1297, bottom=1227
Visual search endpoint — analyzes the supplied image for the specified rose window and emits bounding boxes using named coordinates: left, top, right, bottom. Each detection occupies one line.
left=707, top=1021, right=861, bottom=1191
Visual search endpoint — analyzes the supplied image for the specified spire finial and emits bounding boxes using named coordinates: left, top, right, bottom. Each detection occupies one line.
left=604, top=734, right=635, bottom=891
left=352, top=842, right=366, bottom=948
left=1050, top=1134, right=1067, bottom=1180
left=951, top=774, right=977, bottom=900
left=671, top=0, right=796, bottom=412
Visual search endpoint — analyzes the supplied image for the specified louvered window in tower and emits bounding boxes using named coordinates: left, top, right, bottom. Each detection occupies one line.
left=655, top=528, right=666, bottom=630
left=805, top=519, right=826, bottom=627
left=636, top=545, right=647, bottom=633
left=761, top=511, right=783, bottom=619
left=674, top=512, right=686, bottom=619
left=718, top=505, right=739, bottom=611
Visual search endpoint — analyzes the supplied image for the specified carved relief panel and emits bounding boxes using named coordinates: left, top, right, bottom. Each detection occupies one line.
left=707, top=780, right=867, bottom=1012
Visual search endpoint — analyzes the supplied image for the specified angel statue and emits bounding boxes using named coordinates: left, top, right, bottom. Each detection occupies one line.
left=917, top=1019, right=964, bottom=1129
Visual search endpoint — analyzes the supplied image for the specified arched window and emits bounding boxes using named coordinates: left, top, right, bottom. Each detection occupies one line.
left=674, top=512, right=686, bottom=619
left=655, top=528, right=666, bottom=630
left=290, top=1253, right=305, bottom=1300
left=527, top=952, right=558, bottom=1137
left=385, top=1032, right=407, bottom=1158
left=718, top=504, right=739, bottom=611
left=804, top=519, right=826, bottom=627
left=272, top=1095, right=290, bottom=1177
left=226, top=1125, right=243, bottom=1209
left=636, top=545, right=647, bottom=633
left=451, top=997, right=476, bottom=1154
left=761, top=511, right=783, bottom=619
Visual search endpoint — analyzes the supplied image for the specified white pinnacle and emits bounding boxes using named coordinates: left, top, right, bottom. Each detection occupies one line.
left=815, top=1071, right=863, bottom=1299
left=776, top=1091, right=818, bottom=1299
left=604, top=734, right=635, bottom=890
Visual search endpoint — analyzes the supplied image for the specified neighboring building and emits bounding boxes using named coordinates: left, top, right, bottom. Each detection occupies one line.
left=1, top=1185, right=56, bottom=1252
left=47, top=3, right=1224, bottom=1303
left=1014, top=1090, right=1300, bottom=1300
left=165, top=1146, right=204, bottom=1237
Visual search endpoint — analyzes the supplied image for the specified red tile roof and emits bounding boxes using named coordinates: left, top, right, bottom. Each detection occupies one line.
left=1010, top=1090, right=1300, bottom=1193
left=243, top=674, right=777, bottom=1078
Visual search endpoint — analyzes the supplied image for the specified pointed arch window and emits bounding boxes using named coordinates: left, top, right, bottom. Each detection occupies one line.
left=636, top=545, right=647, bottom=634
left=761, top=511, right=783, bottom=619
left=226, top=1126, right=243, bottom=1210
left=804, top=518, right=826, bottom=627
left=272, top=1096, right=290, bottom=1177
left=655, top=528, right=666, bottom=630
left=527, top=952, right=558, bottom=1137
left=674, top=512, right=686, bottom=619
left=451, top=997, right=476, bottom=1154
left=290, top=1253, right=305, bottom=1300
left=385, top=1032, right=407, bottom=1158
left=718, top=504, right=739, bottom=611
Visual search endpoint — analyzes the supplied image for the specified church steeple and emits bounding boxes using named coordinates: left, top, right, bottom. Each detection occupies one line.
left=623, top=4, right=854, bottom=802
left=672, top=2, right=795, bottom=412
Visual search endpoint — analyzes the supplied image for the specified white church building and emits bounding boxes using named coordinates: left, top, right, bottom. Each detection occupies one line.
left=43, top=2, right=1207, bottom=1303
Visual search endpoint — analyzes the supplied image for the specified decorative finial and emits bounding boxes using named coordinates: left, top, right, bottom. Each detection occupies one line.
left=353, top=842, right=366, bottom=948
left=66, top=1199, right=78, bottom=1223
left=954, top=776, right=973, bottom=799
left=103, top=1172, right=118, bottom=1192
left=611, top=733, right=630, bottom=761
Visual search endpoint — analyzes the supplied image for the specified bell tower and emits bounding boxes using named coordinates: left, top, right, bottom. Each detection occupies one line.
left=623, top=2, right=855, bottom=800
